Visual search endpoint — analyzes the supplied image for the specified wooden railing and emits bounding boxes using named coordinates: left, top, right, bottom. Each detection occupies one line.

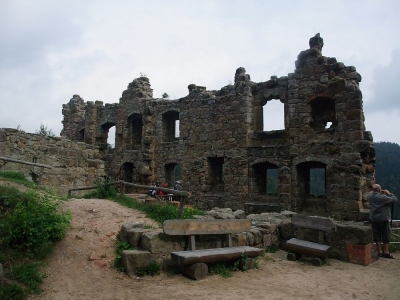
left=68, top=180, right=191, bottom=219
left=0, top=156, right=53, bottom=185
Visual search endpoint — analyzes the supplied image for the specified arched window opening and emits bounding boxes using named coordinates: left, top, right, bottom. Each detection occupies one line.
left=100, top=122, right=116, bottom=153
left=263, top=99, right=284, bottom=131
left=162, top=111, right=180, bottom=142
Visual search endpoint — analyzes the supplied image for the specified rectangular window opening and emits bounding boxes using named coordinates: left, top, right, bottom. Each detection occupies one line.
left=310, top=168, right=326, bottom=196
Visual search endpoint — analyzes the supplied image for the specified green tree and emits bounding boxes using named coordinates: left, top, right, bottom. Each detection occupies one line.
left=162, top=93, right=169, bottom=99
left=35, top=123, right=55, bottom=137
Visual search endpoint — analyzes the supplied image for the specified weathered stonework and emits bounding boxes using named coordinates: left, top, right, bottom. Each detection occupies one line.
left=0, top=128, right=106, bottom=195
left=61, top=34, right=375, bottom=221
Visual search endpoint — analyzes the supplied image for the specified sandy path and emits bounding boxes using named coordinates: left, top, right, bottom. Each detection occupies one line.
left=29, top=198, right=400, bottom=300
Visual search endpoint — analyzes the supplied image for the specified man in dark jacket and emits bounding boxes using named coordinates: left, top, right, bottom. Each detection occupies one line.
left=367, top=184, right=398, bottom=259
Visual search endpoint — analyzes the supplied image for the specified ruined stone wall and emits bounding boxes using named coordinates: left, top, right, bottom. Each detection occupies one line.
left=0, top=128, right=106, bottom=195
left=61, top=34, right=375, bottom=221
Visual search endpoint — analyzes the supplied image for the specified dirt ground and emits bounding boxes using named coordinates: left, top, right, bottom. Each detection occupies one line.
left=28, top=198, right=400, bottom=300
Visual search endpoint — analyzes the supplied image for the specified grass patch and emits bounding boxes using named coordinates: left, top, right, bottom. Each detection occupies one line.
left=0, top=171, right=36, bottom=188
left=136, top=261, right=161, bottom=277
left=109, top=194, right=205, bottom=224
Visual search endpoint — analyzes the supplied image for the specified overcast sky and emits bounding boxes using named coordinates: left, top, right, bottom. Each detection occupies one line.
left=1, top=0, right=400, bottom=145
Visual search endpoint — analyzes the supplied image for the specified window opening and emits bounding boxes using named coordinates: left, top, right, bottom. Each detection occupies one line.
left=107, top=126, right=116, bottom=148
left=122, top=162, right=134, bottom=183
left=263, top=99, right=284, bottom=131
left=267, top=168, right=278, bottom=195
left=78, top=129, right=85, bottom=142
left=310, top=168, right=326, bottom=196
left=253, top=162, right=278, bottom=195
left=208, top=157, right=224, bottom=192
left=175, top=120, right=180, bottom=138
left=128, top=114, right=143, bottom=150
left=310, top=97, right=337, bottom=132
left=297, top=161, right=326, bottom=198
left=162, top=111, right=180, bottom=142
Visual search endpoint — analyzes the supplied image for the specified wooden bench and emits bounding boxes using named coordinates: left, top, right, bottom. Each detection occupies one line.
left=163, top=219, right=263, bottom=280
left=285, top=214, right=334, bottom=266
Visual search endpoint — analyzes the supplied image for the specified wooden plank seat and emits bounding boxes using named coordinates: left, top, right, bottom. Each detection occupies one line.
left=163, top=219, right=263, bottom=280
left=171, top=246, right=262, bottom=266
left=285, top=214, right=334, bottom=266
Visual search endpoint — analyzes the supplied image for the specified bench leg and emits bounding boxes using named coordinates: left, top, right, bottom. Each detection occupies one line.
left=287, top=252, right=300, bottom=261
left=311, top=257, right=325, bottom=267
left=180, top=263, right=208, bottom=280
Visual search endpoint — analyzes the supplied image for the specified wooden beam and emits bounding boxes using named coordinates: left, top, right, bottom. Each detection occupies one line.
left=170, top=246, right=263, bottom=266
left=285, top=238, right=330, bottom=258
left=163, top=219, right=252, bottom=236
left=123, top=182, right=190, bottom=197
left=0, top=156, right=53, bottom=168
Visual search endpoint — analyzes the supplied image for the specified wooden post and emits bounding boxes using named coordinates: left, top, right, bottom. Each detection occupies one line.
left=120, top=181, right=125, bottom=196
left=37, top=166, right=45, bottom=186
left=177, top=196, right=185, bottom=219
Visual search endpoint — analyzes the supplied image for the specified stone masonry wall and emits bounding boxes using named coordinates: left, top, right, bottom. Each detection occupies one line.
left=0, top=128, right=106, bottom=195
left=61, top=34, right=375, bottom=221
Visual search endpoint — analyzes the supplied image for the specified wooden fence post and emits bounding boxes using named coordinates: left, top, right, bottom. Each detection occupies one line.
left=177, top=196, right=185, bottom=219
left=120, top=181, right=125, bottom=196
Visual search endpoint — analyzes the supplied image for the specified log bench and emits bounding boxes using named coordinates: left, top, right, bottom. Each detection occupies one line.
left=285, top=214, right=334, bottom=266
left=163, top=219, right=263, bottom=280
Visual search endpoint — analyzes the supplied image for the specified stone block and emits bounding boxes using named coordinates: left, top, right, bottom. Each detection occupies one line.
left=346, top=243, right=378, bottom=266
left=122, top=250, right=152, bottom=276
left=119, top=222, right=146, bottom=242
left=233, top=232, right=247, bottom=246
left=140, top=230, right=184, bottom=254
left=335, top=222, right=373, bottom=245
left=126, top=228, right=152, bottom=248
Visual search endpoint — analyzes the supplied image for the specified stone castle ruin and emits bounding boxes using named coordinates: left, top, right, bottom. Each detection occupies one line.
left=59, top=34, right=375, bottom=221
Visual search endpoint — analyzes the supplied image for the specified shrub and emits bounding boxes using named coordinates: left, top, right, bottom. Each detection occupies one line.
left=0, top=284, right=25, bottom=300
left=83, top=178, right=117, bottom=199
left=1, top=189, right=71, bottom=257
left=12, top=262, right=46, bottom=294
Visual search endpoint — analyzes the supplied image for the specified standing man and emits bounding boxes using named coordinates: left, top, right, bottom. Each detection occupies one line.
left=367, top=184, right=397, bottom=259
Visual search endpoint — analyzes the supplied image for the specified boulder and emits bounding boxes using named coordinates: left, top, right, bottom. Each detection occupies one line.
left=122, top=250, right=152, bottom=276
